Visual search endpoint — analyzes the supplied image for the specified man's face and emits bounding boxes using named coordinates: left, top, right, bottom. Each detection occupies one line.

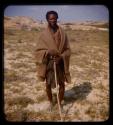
left=47, top=14, right=57, bottom=28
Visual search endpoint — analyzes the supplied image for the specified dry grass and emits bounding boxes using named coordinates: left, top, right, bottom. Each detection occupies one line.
left=4, top=24, right=109, bottom=121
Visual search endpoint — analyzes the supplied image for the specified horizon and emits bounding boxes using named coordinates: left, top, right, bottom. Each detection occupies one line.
left=4, top=15, right=109, bottom=23
left=4, top=5, right=109, bottom=23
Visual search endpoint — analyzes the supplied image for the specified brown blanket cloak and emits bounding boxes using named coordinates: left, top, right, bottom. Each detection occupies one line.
left=35, top=26, right=71, bottom=83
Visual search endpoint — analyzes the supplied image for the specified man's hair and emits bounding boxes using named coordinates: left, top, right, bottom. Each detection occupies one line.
left=46, top=11, right=58, bottom=20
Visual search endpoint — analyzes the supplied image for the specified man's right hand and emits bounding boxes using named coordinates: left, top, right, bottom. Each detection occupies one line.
left=48, top=49, right=59, bottom=56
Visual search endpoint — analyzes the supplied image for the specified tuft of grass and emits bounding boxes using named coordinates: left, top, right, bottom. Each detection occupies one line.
left=36, top=95, right=47, bottom=102
left=11, top=62, right=30, bottom=69
left=5, top=108, right=29, bottom=122
left=6, top=96, right=34, bottom=107
left=4, top=70, right=19, bottom=83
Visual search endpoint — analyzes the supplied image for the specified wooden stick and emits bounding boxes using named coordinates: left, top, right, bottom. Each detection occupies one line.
left=53, top=59, right=63, bottom=121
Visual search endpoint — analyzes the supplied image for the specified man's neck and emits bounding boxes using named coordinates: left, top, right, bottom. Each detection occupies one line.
left=48, top=25, right=59, bottom=33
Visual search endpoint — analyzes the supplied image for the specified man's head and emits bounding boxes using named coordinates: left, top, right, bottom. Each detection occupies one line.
left=46, top=11, right=58, bottom=28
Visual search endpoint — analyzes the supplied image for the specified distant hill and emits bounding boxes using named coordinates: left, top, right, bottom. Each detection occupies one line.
left=4, top=16, right=109, bottom=31
left=4, top=16, right=46, bottom=30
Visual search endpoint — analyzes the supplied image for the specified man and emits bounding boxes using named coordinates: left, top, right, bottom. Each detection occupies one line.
left=35, top=11, right=71, bottom=110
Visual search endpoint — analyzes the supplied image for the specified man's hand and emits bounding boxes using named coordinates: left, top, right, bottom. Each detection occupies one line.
left=53, top=55, right=62, bottom=64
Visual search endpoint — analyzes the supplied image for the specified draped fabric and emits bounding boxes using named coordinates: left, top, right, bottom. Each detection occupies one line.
left=34, top=26, right=71, bottom=83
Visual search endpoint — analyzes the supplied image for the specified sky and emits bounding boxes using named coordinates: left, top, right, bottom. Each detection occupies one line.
left=4, top=5, right=109, bottom=23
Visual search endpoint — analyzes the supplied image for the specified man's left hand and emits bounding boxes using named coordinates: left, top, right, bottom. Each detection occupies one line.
left=54, top=55, right=62, bottom=64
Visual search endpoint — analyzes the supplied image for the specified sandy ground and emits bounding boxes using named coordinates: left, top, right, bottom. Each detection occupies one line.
left=4, top=24, right=109, bottom=121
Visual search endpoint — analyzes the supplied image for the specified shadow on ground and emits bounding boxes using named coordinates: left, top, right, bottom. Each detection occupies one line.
left=64, top=82, right=92, bottom=104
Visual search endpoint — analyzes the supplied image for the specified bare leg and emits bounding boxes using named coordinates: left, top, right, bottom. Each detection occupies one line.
left=58, top=82, right=65, bottom=105
left=46, top=83, right=52, bottom=103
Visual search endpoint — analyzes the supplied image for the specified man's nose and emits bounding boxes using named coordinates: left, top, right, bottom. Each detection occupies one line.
left=51, top=19, right=56, bottom=22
